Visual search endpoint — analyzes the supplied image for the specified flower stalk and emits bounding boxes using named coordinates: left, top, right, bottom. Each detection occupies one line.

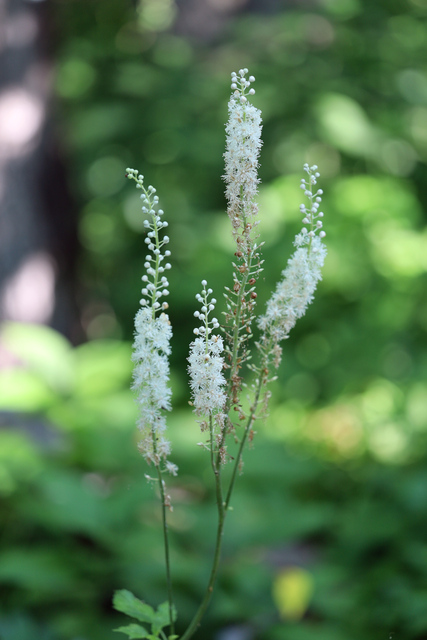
left=126, top=169, right=176, bottom=634
left=114, top=74, right=327, bottom=640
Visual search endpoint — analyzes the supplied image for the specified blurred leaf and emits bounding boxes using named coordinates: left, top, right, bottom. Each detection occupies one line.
left=113, top=590, right=156, bottom=624
left=269, top=620, right=350, bottom=640
left=0, top=548, right=77, bottom=594
left=114, top=623, right=150, bottom=638
left=74, top=340, right=132, bottom=398
left=272, top=567, right=314, bottom=620
left=1, top=322, right=74, bottom=394
left=0, top=431, right=41, bottom=495
left=0, top=369, right=55, bottom=411
left=332, top=175, right=421, bottom=225
left=23, top=468, right=114, bottom=537
left=56, top=57, right=96, bottom=98
left=0, top=614, right=55, bottom=640
left=315, top=93, right=378, bottom=157
left=151, top=601, right=175, bottom=635
left=69, top=103, right=133, bottom=148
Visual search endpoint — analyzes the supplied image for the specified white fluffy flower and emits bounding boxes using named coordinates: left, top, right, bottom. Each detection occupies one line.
left=165, top=461, right=179, bottom=476
left=126, top=169, right=176, bottom=474
left=132, top=308, right=173, bottom=464
left=258, top=236, right=327, bottom=344
left=223, top=69, right=262, bottom=244
left=188, top=281, right=226, bottom=420
left=258, top=164, right=327, bottom=351
left=188, top=335, right=226, bottom=417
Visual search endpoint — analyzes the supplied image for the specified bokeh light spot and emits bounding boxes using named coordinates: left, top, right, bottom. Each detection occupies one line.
left=380, top=139, right=417, bottom=176
left=406, top=384, right=427, bottom=431
left=56, top=59, right=95, bottom=99
left=397, top=69, right=427, bottom=105
left=296, top=333, right=331, bottom=370
left=316, top=93, right=377, bottom=157
left=123, top=193, right=146, bottom=232
left=80, top=202, right=119, bottom=254
left=144, top=130, right=181, bottom=165
left=368, top=422, right=408, bottom=463
left=86, top=157, right=125, bottom=197
left=137, top=0, right=177, bottom=31
left=318, top=0, right=361, bottom=19
left=152, top=35, right=192, bottom=68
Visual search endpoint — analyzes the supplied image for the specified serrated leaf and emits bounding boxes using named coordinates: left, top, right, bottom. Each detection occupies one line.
left=114, top=623, right=150, bottom=639
left=113, top=590, right=155, bottom=624
left=151, top=601, right=175, bottom=635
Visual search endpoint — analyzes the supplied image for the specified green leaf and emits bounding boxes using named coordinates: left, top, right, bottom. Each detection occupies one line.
left=74, top=340, right=132, bottom=398
left=160, top=601, right=177, bottom=622
left=0, top=322, right=74, bottom=397
left=151, top=602, right=175, bottom=636
left=114, top=624, right=150, bottom=639
left=113, top=590, right=155, bottom=624
left=168, top=636, right=179, bottom=639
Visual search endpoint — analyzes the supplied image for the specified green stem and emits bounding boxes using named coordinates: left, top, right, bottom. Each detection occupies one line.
left=216, top=246, right=257, bottom=464
left=180, top=418, right=225, bottom=640
left=209, top=415, right=224, bottom=517
left=180, top=374, right=265, bottom=640
left=153, top=432, right=175, bottom=636
left=224, top=373, right=264, bottom=509
left=179, top=473, right=226, bottom=640
left=182, top=112, right=262, bottom=636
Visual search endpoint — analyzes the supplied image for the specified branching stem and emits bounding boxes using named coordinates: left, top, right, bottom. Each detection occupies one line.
left=180, top=372, right=265, bottom=640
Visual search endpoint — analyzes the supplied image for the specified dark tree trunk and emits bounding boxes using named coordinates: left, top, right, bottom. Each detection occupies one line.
left=0, top=0, right=80, bottom=341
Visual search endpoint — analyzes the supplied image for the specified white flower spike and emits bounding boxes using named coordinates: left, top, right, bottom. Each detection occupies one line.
left=126, top=168, right=177, bottom=475
left=223, top=69, right=262, bottom=251
left=188, top=281, right=226, bottom=422
left=258, top=164, right=327, bottom=352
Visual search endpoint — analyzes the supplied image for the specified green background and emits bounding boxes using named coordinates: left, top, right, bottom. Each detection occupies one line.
left=1, top=0, right=427, bottom=638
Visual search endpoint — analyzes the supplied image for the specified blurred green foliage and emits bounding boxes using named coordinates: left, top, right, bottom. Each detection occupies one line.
left=2, top=0, right=427, bottom=638
left=2, top=323, right=427, bottom=640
